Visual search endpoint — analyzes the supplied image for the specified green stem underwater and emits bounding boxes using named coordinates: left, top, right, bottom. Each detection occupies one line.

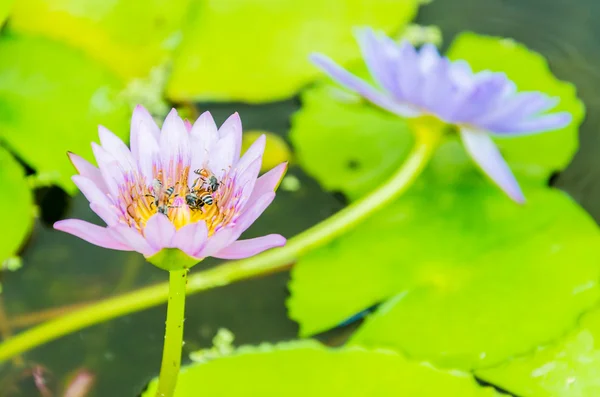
left=0, top=125, right=441, bottom=363
left=156, top=269, right=188, bottom=397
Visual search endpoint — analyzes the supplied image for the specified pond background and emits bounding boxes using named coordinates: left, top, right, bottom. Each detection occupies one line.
left=1, top=0, right=600, bottom=395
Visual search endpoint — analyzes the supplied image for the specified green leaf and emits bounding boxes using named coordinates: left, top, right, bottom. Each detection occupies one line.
left=476, top=307, right=600, bottom=397
left=8, top=0, right=192, bottom=80
left=167, top=0, right=420, bottom=103
left=290, top=34, right=583, bottom=200
left=288, top=181, right=600, bottom=369
left=0, top=146, right=34, bottom=265
left=0, top=34, right=131, bottom=193
left=446, top=32, right=585, bottom=183
left=142, top=340, right=501, bottom=396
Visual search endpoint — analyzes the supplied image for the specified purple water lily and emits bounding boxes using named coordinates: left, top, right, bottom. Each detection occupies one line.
left=55, top=106, right=287, bottom=262
left=311, top=28, right=573, bottom=203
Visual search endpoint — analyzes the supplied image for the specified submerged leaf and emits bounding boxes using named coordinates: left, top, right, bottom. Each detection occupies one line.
left=142, top=340, right=500, bottom=396
left=167, top=0, right=420, bottom=103
left=0, top=34, right=130, bottom=193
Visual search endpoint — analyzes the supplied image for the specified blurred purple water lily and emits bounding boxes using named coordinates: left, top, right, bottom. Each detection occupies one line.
left=54, top=106, right=287, bottom=263
left=310, top=28, right=573, bottom=203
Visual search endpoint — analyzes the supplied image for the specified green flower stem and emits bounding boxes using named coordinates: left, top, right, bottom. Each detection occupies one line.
left=155, top=269, right=187, bottom=397
left=0, top=123, right=441, bottom=363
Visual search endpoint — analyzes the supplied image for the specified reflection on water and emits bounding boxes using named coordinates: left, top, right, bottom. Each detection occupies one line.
left=3, top=0, right=600, bottom=394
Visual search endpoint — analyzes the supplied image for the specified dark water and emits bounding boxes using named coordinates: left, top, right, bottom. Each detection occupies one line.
left=2, top=0, right=600, bottom=395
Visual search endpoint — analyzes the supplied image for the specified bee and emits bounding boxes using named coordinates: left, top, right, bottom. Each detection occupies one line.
left=165, top=185, right=176, bottom=197
left=146, top=179, right=178, bottom=215
left=185, top=191, right=214, bottom=210
left=193, top=168, right=220, bottom=192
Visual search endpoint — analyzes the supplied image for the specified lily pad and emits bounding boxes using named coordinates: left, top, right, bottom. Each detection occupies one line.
left=0, top=146, right=34, bottom=265
left=8, top=0, right=191, bottom=80
left=288, top=179, right=600, bottom=369
left=290, top=34, right=583, bottom=200
left=142, top=340, right=500, bottom=396
left=166, top=0, right=420, bottom=103
left=476, top=307, right=600, bottom=397
left=0, top=33, right=130, bottom=193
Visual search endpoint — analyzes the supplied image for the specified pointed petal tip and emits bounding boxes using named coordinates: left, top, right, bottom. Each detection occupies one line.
left=199, top=110, right=214, bottom=119
left=272, top=234, right=287, bottom=246
left=555, top=111, right=573, bottom=127
left=276, top=162, right=289, bottom=188
left=53, top=219, right=66, bottom=231
left=514, top=195, right=526, bottom=205
left=460, top=127, right=526, bottom=206
left=66, top=151, right=77, bottom=165
left=97, top=125, right=110, bottom=135
left=309, top=52, right=330, bottom=66
left=254, top=133, right=267, bottom=145
left=220, top=112, right=242, bottom=128
left=212, top=234, right=287, bottom=260
left=352, top=25, right=377, bottom=41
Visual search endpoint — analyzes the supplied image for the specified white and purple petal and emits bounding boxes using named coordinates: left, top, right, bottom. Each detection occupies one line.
left=160, top=109, right=191, bottom=183
left=68, top=152, right=108, bottom=194
left=110, top=224, right=156, bottom=256
left=174, top=221, right=209, bottom=259
left=218, top=112, right=243, bottom=163
left=188, top=111, right=219, bottom=183
left=459, top=127, right=525, bottom=203
left=311, top=29, right=571, bottom=137
left=203, top=192, right=276, bottom=257
left=248, top=162, right=288, bottom=206
left=130, top=105, right=160, bottom=156
left=213, top=234, right=286, bottom=260
left=91, top=143, right=125, bottom=198
left=310, top=53, right=421, bottom=118
left=54, top=220, right=132, bottom=251
left=143, top=213, right=176, bottom=252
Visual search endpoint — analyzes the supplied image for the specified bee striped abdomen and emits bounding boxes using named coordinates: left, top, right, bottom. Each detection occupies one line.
left=199, top=192, right=214, bottom=205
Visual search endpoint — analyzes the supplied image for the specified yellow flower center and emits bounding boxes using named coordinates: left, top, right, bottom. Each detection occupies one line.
left=118, top=167, right=237, bottom=237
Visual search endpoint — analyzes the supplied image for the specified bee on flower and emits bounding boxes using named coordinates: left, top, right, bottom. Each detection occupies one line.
left=54, top=106, right=287, bottom=268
